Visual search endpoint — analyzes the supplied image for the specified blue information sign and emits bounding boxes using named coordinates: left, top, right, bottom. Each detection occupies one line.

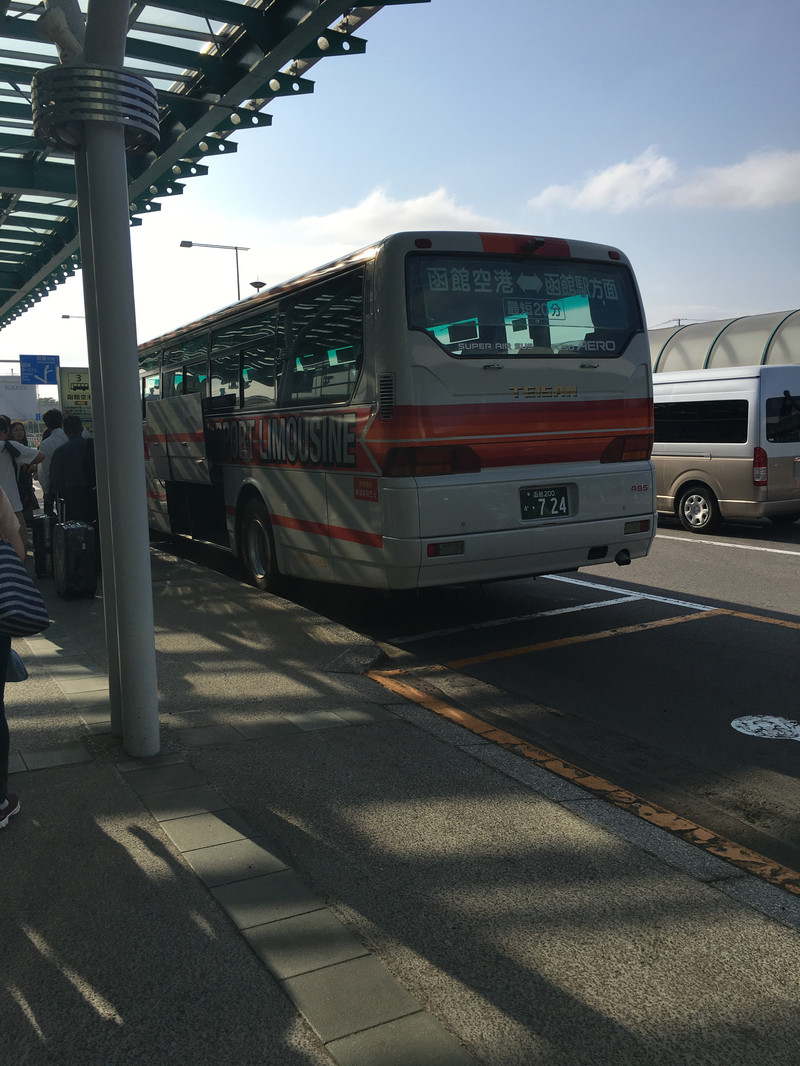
left=19, top=353, right=60, bottom=385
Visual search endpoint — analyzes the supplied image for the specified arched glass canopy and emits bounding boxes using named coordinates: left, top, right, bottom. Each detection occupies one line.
left=650, top=310, right=800, bottom=372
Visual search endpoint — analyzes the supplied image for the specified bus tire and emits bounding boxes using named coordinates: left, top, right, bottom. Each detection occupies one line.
left=677, top=484, right=721, bottom=534
left=240, top=497, right=282, bottom=592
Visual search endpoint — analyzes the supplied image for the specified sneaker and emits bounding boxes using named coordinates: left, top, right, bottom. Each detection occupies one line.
left=0, top=794, right=20, bottom=829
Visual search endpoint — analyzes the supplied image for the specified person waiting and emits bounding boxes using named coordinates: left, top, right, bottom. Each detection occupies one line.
left=0, top=415, right=43, bottom=545
left=50, top=415, right=97, bottom=524
left=8, top=421, right=38, bottom=535
left=35, top=409, right=69, bottom=516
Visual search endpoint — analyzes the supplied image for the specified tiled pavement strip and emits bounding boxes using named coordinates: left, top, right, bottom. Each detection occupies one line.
left=10, top=630, right=480, bottom=1066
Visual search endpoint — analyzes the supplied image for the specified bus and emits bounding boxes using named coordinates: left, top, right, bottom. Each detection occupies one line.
left=139, top=231, right=656, bottom=591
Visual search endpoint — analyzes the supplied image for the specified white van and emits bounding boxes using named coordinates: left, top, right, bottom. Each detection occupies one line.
left=652, top=365, right=800, bottom=532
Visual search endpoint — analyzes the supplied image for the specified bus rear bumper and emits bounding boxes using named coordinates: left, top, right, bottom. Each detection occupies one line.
left=377, top=513, right=657, bottom=590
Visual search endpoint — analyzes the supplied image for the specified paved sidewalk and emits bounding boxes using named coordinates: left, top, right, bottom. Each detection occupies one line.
left=3, top=548, right=800, bottom=1065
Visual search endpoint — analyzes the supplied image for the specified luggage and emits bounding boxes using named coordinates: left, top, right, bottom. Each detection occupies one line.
left=31, top=512, right=57, bottom=577
left=53, top=518, right=97, bottom=600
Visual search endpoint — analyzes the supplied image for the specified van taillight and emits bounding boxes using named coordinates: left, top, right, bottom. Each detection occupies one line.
left=382, top=445, right=482, bottom=477
left=753, top=447, right=768, bottom=485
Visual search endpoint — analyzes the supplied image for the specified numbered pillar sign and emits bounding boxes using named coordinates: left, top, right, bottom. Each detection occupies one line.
left=58, top=366, right=94, bottom=436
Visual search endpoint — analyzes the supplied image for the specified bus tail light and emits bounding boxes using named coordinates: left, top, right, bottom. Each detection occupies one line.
left=427, top=540, right=465, bottom=558
left=600, top=435, right=653, bottom=463
left=624, top=519, right=651, bottom=534
left=753, top=447, right=768, bottom=485
left=382, top=445, right=482, bottom=477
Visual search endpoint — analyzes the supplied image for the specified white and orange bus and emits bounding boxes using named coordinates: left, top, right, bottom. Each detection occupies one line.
left=139, top=231, right=656, bottom=591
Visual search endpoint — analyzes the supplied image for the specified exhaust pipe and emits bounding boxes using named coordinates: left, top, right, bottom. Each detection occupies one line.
left=614, top=549, right=631, bottom=566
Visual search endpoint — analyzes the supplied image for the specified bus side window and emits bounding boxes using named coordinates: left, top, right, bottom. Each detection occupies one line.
left=242, top=342, right=278, bottom=408
left=162, top=370, right=178, bottom=398
left=182, top=360, right=207, bottom=396
left=279, top=269, right=364, bottom=406
left=143, top=373, right=160, bottom=416
left=210, top=349, right=241, bottom=411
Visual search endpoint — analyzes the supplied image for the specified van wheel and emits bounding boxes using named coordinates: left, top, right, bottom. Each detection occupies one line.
left=240, top=497, right=282, bottom=592
left=677, top=485, right=721, bottom=533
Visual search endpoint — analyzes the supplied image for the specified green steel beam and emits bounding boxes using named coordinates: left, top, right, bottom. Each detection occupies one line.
left=0, top=267, right=24, bottom=290
left=0, top=134, right=42, bottom=153
left=0, top=156, right=77, bottom=197
left=295, top=30, right=367, bottom=59
left=0, top=0, right=430, bottom=326
left=4, top=200, right=77, bottom=220
left=0, top=101, right=36, bottom=121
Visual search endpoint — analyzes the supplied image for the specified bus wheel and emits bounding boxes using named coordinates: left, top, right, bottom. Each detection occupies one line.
left=240, top=497, right=281, bottom=591
left=677, top=485, right=721, bottom=534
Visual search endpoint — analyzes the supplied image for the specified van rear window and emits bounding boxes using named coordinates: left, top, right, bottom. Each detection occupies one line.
left=766, top=393, right=800, bottom=443
left=654, top=400, right=748, bottom=443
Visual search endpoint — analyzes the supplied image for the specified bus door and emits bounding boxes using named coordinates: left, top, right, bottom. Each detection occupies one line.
left=146, top=362, right=212, bottom=486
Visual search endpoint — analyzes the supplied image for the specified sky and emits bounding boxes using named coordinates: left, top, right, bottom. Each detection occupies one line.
left=1, top=0, right=798, bottom=375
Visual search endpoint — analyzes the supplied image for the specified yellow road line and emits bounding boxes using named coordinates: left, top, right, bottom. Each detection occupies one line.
left=367, top=667, right=800, bottom=898
left=725, top=609, right=800, bottom=630
left=445, top=608, right=729, bottom=669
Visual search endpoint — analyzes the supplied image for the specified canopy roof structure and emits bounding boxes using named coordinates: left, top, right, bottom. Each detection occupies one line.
left=0, top=0, right=423, bottom=330
left=649, top=310, right=800, bottom=373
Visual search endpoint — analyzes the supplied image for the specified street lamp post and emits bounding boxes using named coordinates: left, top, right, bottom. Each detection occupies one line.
left=180, top=240, right=250, bottom=300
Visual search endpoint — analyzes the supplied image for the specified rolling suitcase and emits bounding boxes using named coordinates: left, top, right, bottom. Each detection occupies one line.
left=53, top=506, right=97, bottom=600
left=32, top=512, right=57, bottom=577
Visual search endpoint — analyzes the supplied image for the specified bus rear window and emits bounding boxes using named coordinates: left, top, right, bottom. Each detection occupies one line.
left=406, top=253, right=642, bottom=358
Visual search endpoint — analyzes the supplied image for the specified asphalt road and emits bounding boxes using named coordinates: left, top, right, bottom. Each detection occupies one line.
left=159, top=516, right=800, bottom=875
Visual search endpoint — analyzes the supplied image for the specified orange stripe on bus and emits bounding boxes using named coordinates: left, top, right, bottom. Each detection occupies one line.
left=271, top=513, right=383, bottom=548
left=364, top=398, right=652, bottom=443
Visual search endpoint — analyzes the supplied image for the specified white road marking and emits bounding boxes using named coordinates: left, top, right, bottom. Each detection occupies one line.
left=544, top=573, right=718, bottom=611
left=386, top=547, right=789, bottom=648
left=656, top=533, right=800, bottom=556
left=387, top=596, right=640, bottom=645
left=388, top=570, right=721, bottom=646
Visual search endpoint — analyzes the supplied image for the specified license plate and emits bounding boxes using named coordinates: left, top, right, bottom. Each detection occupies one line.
left=520, top=485, right=570, bottom=520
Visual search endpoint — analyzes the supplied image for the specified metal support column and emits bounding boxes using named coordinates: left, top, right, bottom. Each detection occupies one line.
left=80, top=119, right=158, bottom=754
left=73, top=153, right=123, bottom=736
left=32, top=0, right=161, bottom=755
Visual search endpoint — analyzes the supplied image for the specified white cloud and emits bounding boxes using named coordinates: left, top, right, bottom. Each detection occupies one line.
left=530, top=148, right=675, bottom=213
left=230, top=186, right=496, bottom=293
left=127, top=188, right=497, bottom=340
left=295, top=187, right=494, bottom=242
left=274, top=187, right=497, bottom=279
left=529, top=148, right=800, bottom=213
left=672, top=150, right=800, bottom=208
